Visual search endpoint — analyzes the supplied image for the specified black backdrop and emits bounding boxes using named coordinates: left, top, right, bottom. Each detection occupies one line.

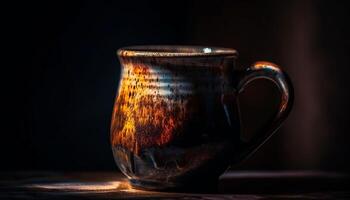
left=2, top=0, right=350, bottom=171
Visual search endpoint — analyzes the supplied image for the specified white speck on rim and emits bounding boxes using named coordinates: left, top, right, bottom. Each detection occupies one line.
left=203, top=48, right=212, bottom=53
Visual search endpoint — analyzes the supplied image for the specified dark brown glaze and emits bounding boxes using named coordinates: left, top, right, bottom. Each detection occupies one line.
left=111, top=56, right=237, bottom=154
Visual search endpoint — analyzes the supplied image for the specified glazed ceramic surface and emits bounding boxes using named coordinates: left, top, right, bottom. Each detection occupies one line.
left=111, top=46, right=293, bottom=190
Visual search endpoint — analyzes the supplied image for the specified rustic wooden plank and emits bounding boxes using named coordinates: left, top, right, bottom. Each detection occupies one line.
left=0, top=171, right=349, bottom=199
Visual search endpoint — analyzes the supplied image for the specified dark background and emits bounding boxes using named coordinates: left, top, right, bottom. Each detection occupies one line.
left=2, top=0, right=349, bottom=172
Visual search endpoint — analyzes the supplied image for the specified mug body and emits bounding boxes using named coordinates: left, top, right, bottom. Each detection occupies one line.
left=111, top=46, right=240, bottom=190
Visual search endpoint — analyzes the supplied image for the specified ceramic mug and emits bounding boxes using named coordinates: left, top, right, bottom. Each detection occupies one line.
left=110, top=46, right=293, bottom=191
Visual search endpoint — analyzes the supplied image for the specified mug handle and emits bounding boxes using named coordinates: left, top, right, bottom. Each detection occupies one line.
left=231, top=61, right=294, bottom=161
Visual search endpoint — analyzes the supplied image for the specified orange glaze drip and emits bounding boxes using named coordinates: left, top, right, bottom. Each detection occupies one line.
left=111, top=62, right=189, bottom=155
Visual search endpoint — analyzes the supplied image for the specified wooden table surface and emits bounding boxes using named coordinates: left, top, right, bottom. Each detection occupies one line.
left=1, top=171, right=349, bottom=199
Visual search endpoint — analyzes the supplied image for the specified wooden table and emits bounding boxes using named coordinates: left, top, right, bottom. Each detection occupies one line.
left=1, top=171, right=349, bottom=199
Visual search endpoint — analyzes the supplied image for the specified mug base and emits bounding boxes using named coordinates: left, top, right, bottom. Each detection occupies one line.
left=129, top=178, right=218, bottom=193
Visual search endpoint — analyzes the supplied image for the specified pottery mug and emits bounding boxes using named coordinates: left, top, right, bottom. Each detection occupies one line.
left=110, top=46, right=293, bottom=190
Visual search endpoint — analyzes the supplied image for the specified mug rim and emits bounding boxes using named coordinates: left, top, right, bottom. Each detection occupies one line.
left=117, top=45, right=238, bottom=58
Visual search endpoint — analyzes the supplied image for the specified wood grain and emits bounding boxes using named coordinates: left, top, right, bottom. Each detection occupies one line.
left=1, top=171, right=349, bottom=199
